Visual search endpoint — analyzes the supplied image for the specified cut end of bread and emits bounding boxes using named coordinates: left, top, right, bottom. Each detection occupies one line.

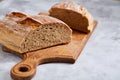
left=21, top=23, right=71, bottom=53
left=49, top=1, right=94, bottom=33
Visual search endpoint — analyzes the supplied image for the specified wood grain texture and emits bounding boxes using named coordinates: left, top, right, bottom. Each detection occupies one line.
left=2, top=21, right=97, bottom=80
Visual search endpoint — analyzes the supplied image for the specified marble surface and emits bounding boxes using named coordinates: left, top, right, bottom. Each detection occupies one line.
left=0, top=0, right=120, bottom=80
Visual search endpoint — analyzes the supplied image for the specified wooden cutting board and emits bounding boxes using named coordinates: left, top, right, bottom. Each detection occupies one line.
left=2, top=21, right=97, bottom=80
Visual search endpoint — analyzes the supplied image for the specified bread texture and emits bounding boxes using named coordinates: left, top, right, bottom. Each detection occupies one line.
left=0, top=12, right=72, bottom=53
left=49, top=1, right=94, bottom=33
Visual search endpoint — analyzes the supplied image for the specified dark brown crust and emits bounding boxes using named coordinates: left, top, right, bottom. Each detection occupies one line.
left=49, top=1, right=94, bottom=33
left=6, top=12, right=27, bottom=18
left=0, top=12, right=72, bottom=53
left=49, top=8, right=89, bottom=32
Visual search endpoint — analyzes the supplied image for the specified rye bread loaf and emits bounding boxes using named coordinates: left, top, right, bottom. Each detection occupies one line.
left=49, top=1, right=94, bottom=33
left=0, top=12, right=72, bottom=53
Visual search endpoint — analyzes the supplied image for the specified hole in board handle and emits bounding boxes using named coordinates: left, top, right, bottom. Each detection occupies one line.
left=19, top=67, right=29, bottom=72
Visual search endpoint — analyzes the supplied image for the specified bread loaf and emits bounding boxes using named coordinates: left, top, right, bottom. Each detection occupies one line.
left=0, top=12, right=72, bottom=53
left=49, top=1, right=94, bottom=33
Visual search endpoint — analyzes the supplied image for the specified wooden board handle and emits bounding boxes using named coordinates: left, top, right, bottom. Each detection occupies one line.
left=10, top=57, right=38, bottom=80
left=10, top=51, right=75, bottom=80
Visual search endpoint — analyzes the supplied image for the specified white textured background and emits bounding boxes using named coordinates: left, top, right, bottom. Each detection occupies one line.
left=0, top=0, right=120, bottom=80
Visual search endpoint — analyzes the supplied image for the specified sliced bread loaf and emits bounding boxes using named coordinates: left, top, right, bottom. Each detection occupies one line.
left=49, top=1, right=94, bottom=33
left=0, top=12, right=72, bottom=53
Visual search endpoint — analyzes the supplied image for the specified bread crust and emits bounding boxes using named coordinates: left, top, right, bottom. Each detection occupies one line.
left=49, top=1, right=94, bottom=33
left=0, top=12, right=72, bottom=53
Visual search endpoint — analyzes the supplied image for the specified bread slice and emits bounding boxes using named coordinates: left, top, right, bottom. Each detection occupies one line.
left=0, top=12, right=72, bottom=53
left=49, top=1, right=94, bottom=33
